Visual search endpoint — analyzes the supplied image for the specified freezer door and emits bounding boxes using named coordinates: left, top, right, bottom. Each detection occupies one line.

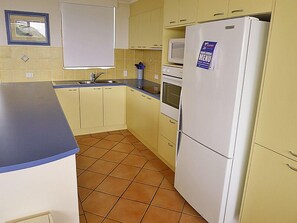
left=182, top=17, right=252, bottom=158
left=175, top=133, right=232, bottom=223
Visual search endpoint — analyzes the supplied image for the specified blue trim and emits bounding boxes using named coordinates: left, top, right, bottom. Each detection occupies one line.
left=4, top=10, right=51, bottom=46
left=0, top=148, right=79, bottom=173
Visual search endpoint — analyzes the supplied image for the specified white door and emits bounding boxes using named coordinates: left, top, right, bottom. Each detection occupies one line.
left=182, top=17, right=253, bottom=158
left=175, top=133, right=232, bottom=223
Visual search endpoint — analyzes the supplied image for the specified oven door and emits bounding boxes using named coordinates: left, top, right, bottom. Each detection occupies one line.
left=161, top=75, right=182, bottom=120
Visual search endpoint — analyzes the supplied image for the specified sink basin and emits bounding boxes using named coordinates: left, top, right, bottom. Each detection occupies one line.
left=79, top=80, right=95, bottom=84
left=95, top=80, right=118, bottom=84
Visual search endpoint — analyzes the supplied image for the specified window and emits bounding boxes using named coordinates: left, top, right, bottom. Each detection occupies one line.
left=61, top=2, right=115, bottom=68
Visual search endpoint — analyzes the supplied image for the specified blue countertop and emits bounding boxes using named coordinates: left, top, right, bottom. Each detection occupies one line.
left=0, top=82, right=79, bottom=173
left=53, top=79, right=161, bottom=100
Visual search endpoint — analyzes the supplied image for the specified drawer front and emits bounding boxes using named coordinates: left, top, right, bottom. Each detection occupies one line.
left=158, top=135, right=176, bottom=168
left=159, top=113, right=178, bottom=143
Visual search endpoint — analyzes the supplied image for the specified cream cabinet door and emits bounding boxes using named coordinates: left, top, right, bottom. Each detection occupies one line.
left=197, top=0, right=228, bottom=22
left=127, top=87, right=142, bottom=134
left=80, top=87, right=103, bottom=129
left=179, top=0, right=198, bottom=25
left=255, top=0, right=297, bottom=162
left=129, top=15, right=140, bottom=49
left=158, top=135, right=176, bottom=169
left=240, top=144, right=297, bottom=223
left=103, top=86, right=126, bottom=126
left=228, top=0, right=274, bottom=17
left=150, top=8, right=163, bottom=48
left=164, top=0, right=179, bottom=27
left=55, top=88, right=80, bottom=131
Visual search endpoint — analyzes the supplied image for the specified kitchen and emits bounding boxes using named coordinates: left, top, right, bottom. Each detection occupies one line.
left=0, top=0, right=296, bottom=223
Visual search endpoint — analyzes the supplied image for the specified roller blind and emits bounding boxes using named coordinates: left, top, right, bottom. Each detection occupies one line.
left=61, top=2, right=115, bottom=68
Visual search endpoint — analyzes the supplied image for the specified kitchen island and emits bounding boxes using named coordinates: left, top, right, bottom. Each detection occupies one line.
left=0, top=82, right=79, bottom=223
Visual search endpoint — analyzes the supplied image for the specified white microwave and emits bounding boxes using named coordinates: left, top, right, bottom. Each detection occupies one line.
left=168, top=38, right=185, bottom=65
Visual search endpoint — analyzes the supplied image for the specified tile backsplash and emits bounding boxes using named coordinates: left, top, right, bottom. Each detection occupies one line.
left=0, top=46, right=161, bottom=84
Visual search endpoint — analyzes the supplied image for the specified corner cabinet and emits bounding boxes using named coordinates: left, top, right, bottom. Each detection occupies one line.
left=126, top=87, right=160, bottom=151
left=164, top=0, right=198, bottom=27
left=55, top=88, right=80, bottom=131
left=240, top=0, right=297, bottom=222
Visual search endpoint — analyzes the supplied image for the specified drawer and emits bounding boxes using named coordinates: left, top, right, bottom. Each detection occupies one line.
left=159, top=113, right=178, bottom=143
left=158, top=135, right=176, bottom=168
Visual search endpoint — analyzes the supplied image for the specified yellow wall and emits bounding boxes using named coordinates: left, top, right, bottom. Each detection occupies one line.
left=0, top=47, right=161, bottom=83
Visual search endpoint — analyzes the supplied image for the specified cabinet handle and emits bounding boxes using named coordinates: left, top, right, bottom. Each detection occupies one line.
left=231, top=9, right=244, bottom=13
left=105, top=87, right=112, bottom=90
left=169, top=120, right=175, bottom=124
left=289, top=151, right=297, bottom=158
left=214, top=12, right=224, bottom=16
left=168, top=142, right=174, bottom=148
left=141, top=95, right=146, bottom=97
left=147, top=97, right=152, bottom=100
left=287, top=164, right=297, bottom=172
left=94, top=88, right=101, bottom=90
left=130, top=89, right=134, bottom=92
left=180, top=19, right=187, bottom=22
left=169, top=21, right=176, bottom=24
left=69, top=89, right=77, bottom=92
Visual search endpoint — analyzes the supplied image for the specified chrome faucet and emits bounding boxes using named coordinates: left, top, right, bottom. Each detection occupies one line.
left=90, top=72, right=104, bottom=82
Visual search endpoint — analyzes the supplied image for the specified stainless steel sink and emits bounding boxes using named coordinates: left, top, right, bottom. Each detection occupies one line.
left=79, top=80, right=95, bottom=84
left=95, top=80, right=118, bottom=84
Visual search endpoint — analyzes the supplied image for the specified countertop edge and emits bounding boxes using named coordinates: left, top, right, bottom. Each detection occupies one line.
left=0, top=148, right=79, bottom=174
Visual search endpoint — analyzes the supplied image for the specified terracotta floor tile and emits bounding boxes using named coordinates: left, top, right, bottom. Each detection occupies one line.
left=76, top=156, right=97, bottom=170
left=85, top=212, right=104, bottom=223
left=82, top=191, right=119, bottom=217
left=96, top=176, right=131, bottom=196
left=142, top=206, right=181, bottom=223
left=78, top=145, right=91, bottom=155
left=80, top=215, right=87, bottom=223
left=183, top=202, right=201, bottom=217
left=101, top=150, right=128, bottom=163
left=108, top=130, right=123, bottom=135
left=130, top=148, right=143, bottom=156
left=121, top=154, right=147, bottom=168
left=78, top=187, right=92, bottom=202
left=120, top=138, right=132, bottom=144
left=78, top=171, right=106, bottom=190
left=82, top=147, right=109, bottom=159
left=77, top=137, right=101, bottom=146
left=133, top=142, right=148, bottom=151
left=152, top=188, right=185, bottom=212
left=143, top=159, right=169, bottom=171
left=91, top=132, right=109, bottom=139
left=141, top=150, right=158, bottom=160
left=104, top=134, right=125, bottom=142
left=87, top=160, right=118, bottom=175
left=77, top=168, right=84, bottom=177
left=112, top=143, right=135, bottom=153
left=102, top=219, right=121, bottom=223
left=79, top=200, right=84, bottom=215
left=110, top=164, right=141, bottom=180
left=124, top=135, right=140, bottom=143
left=120, top=129, right=132, bottom=136
left=134, top=169, right=163, bottom=187
left=107, top=198, right=148, bottom=223
left=122, top=182, right=158, bottom=204
left=93, top=139, right=118, bottom=149
left=179, top=214, right=208, bottom=223
left=159, top=178, right=175, bottom=190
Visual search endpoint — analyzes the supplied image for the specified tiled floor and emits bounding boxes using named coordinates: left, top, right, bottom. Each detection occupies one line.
left=75, top=130, right=208, bottom=223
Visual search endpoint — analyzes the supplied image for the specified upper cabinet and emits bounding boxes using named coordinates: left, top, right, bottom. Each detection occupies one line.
left=164, top=0, right=198, bottom=27
left=197, top=0, right=274, bottom=22
left=129, top=0, right=164, bottom=49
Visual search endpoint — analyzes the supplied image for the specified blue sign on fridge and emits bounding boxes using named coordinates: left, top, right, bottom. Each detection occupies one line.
left=197, top=41, right=217, bottom=70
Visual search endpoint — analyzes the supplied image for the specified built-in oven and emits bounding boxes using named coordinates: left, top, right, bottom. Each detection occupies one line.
left=161, top=66, right=183, bottom=121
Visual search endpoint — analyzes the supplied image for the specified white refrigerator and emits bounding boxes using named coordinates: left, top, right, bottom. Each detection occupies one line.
left=174, top=17, right=269, bottom=223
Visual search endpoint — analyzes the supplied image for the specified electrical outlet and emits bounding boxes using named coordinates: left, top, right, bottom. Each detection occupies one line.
left=25, top=72, right=34, bottom=78
left=154, top=75, right=159, bottom=80
left=123, top=70, right=128, bottom=77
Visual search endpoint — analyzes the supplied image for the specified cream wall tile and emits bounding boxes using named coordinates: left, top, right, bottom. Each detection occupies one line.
left=0, top=70, right=14, bottom=82
left=0, top=47, right=11, bottom=58
left=51, top=70, right=64, bottom=80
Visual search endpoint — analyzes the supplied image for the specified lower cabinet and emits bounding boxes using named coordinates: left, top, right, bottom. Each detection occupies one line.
left=103, top=86, right=126, bottom=126
left=80, top=87, right=103, bottom=129
left=158, top=113, right=178, bottom=170
left=55, top=88, right=80, bottom=131
left=240, top=144, right=297, bottom=223
left=126, top=87, right=159, bottom=151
